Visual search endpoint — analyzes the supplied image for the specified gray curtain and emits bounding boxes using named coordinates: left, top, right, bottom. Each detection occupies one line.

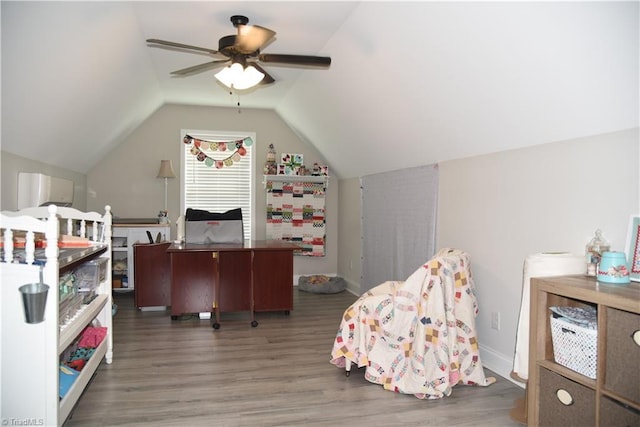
left=361, top=164, right=438, bottom=292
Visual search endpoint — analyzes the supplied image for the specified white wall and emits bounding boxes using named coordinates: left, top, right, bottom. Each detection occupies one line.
left=437, top=128, right=638, bottom=380
left=86, top=103, right=338, bottom=278
left=0, top=151, right=87, bottom=211
left=337, top=177, right=362, bottom=294
left=337, top=127, right=639, bottom=381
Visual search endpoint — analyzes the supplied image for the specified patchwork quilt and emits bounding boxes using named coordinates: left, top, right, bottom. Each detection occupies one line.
left=266, top=180, right=326, bottom=257
left=330, top=249, right=495, bottom=399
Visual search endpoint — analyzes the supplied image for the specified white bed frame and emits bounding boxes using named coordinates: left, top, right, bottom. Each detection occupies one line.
left=0, top=204, right=113, bottom=425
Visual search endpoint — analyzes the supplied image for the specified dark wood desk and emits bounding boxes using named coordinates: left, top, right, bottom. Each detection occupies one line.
left=133, top=242, right=171, bottom=309
left=166, top=240, right=299, bottom=328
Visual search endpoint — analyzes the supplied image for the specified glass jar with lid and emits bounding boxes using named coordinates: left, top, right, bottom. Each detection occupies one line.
left=585, top=229, right=610, bottom=276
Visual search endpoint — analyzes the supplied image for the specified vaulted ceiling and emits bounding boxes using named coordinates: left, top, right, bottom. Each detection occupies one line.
left=2, top=1, right=638, bottom=179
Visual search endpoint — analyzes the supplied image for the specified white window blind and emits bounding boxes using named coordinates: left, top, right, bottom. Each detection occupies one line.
left=181, top=130, right=255, bottom=240
left=361, top=164, right=439, bottom=292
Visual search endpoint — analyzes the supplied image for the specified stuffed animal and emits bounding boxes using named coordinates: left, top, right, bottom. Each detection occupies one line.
left=112, top=259, right=127, bottom=273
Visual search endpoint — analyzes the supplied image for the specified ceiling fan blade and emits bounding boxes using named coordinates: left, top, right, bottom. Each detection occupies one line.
left=235, top=25, right=276, bottom=53
left=250, top=63, right=275, bottom=85
left=147, top=39, right=220, bottom=56
left=258, top=54, right=331, bottom=67
left=170, top=60, right=229, bottom=76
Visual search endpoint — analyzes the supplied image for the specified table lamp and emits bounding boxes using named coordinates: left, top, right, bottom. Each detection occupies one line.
left=157, top=160, right=176, bottom=221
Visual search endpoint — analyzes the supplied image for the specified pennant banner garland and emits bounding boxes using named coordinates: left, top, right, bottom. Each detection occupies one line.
left=183, top=134, right=253, bottom=169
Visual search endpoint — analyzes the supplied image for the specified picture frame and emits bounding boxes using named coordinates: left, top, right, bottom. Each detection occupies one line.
left=625, top=214, right=640, bottom=282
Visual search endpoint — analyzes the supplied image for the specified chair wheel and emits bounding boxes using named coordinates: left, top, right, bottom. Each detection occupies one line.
left=212, top=322, right=220, bottom=329
left=251, top=320, right=258, bottom=327
left=171, top=316, right=178, bottom=320
left=345, top=371, right=351, bottom=377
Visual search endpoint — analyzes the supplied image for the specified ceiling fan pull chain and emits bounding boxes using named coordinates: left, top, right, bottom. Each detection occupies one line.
left=232, top=91, right=242, bottom=113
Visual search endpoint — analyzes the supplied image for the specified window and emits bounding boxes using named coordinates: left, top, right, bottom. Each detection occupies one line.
left=361, top=164, right=438, bottom=292
left=181, top=129, right=255, bottom=240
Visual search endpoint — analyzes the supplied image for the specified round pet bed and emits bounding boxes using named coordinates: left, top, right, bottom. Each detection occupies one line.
left=298, top=275, right=346, bottom=294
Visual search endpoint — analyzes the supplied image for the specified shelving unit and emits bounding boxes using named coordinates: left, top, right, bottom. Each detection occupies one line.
left=528, top=275, right=640, bottom=426
left=0, top=205, right=113, bottom=426
left=112, top=223, right=169, bottom=291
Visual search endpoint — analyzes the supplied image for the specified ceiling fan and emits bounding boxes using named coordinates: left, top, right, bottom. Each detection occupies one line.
left=146, top=15, right=332, bottom=90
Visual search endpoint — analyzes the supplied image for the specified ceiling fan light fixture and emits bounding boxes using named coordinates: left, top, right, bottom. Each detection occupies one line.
left=215, top=63, right=264, bottom=90
left=149, top=15, right=332, bottom=88
left=214, top=63, right=242, bottom=87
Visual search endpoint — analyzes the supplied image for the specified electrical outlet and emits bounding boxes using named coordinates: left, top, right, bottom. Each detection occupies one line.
left=491, top=312, right=501, bottom=330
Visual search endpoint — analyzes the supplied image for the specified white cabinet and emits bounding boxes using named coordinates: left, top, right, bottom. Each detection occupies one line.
left=0, top=205, right=113, bottom=426
left=112, top=224, right=169, bottom=291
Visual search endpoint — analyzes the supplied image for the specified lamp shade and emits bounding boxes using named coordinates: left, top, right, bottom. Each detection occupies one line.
left=215, top=63, right=264, bottom=90
left=157, top=160, right=176, bottom=179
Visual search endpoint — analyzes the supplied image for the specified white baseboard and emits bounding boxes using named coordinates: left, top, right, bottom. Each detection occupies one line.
left=342, top=277, right=360, bottom=296
left=139, top=306, right=167, bottom=312
left=479, top=344, right=525, bottom=388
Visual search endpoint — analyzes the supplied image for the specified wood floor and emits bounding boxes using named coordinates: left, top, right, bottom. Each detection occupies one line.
left=65, top=289, right=524, bottom=426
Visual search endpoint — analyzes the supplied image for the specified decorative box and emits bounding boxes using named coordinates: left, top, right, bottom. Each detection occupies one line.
left=280, top=153, right=303, bottom=167
left=279, top=153, right=304, bottom=175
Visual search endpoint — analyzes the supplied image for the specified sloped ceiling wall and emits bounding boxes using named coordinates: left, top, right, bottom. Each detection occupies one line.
left=2, top=2, right=163, bottom=171
left=277, top=2, right=639, bottom=178
left=2, top=2, right=638, bottom=179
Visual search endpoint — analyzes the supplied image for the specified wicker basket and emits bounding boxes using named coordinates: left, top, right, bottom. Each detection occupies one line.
left=550, top=315, right=598, bottom=379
